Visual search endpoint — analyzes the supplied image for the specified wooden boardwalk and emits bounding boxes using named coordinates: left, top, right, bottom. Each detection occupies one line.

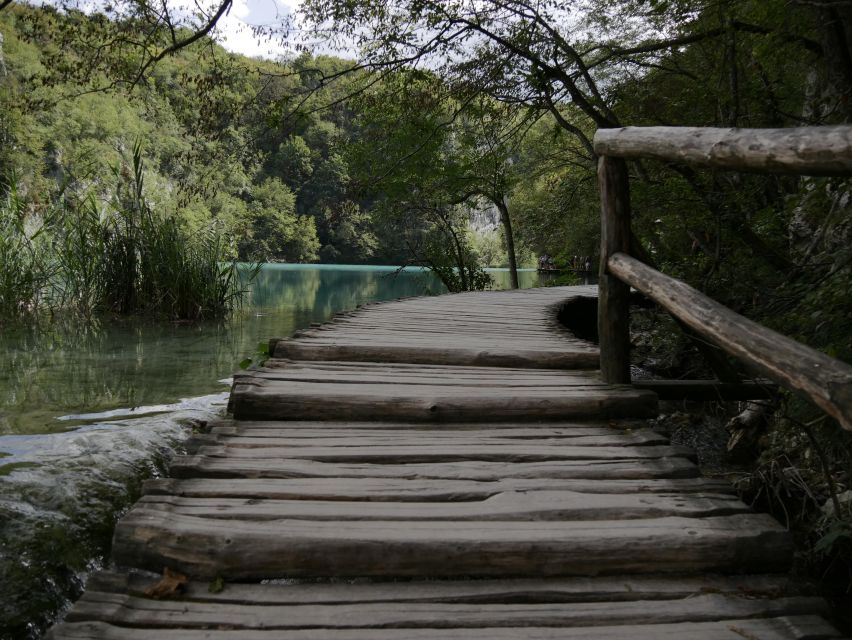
left=48, top=286, right=844, bottom=639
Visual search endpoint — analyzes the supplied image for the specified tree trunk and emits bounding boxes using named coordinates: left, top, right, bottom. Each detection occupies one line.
left=722, top=9, right=740, bottom=126
left=496, top=196, right=519, bottom=289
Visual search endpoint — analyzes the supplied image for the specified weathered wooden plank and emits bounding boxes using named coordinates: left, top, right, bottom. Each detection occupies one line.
left=296, top=325, right=575, bottom=337
left=318, top=322, right=576, bottom=335
left=235, top=377, right=611, bottom=391
left=84, top=570, right=800, bottom=605
left=208, top=420, right=641, bottom=433
left=292, top=322, right=570, bottom=332
left=261, top=361, right=599, bottom=376
left=64, top=591, right=826, bottom=630
left=608, top=252, right=852, bottom=430
left=111, top=513, right=792, bottom=579
left=312, top=313, right=567, bottom=325
left=237, top=362, right=599, bottom=378
left=143, top=476, right=734, bottom=501
left=239, top=382, right=599, bottom=402
left=217, top=432, right=669, bottom=448
left=299, top=324, right=579, bottom=334
left=168, top=457, right=701, bottom=480
left=231, top=380, right=627, bottom=397
left=262, top=359, right=600, bottom=374
left=286, top=335, right=583, bottom=345
left=192, top=443, right=694, bottom=463
left=274, top=343, right=599, bottom=369
left=45, top=616, right=845, bottom=639
left=134, top=490, right=748, bottom=521
left=230, top=384, right=659, bottom=422
left=594, top=125, right=852, bottom=176
left=242, top=368, right=600, bottom=387
left=270, top=357, right=589, bottom=368
left=327, top=308, right=575, bottom=319
left=209, top=424, right=662, bottom=439
left=289, top=337, right=587, bottom=348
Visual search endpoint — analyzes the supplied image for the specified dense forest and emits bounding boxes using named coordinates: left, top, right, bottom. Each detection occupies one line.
left=2, top=1, right=851, bottom=313
left=1, top=0, right=852, bottom=635
left=0, top=4, right=554, bottom=311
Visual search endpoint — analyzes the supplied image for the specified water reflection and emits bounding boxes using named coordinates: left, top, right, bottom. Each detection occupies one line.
left=0, top=321, right=241, bottom=435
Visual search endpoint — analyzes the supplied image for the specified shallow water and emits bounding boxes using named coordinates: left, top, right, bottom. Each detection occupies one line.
left=0, top=264, right=548, bottom=638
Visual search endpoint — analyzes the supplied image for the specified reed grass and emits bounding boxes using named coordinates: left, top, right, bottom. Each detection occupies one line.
left=0, top=176, right=51, bottom=319
left=0, top=142, right=256, bottom=324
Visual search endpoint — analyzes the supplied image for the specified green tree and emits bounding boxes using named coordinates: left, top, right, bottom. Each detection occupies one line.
left=272, top=136, right=314, bottom=190
left=241, top=177, right=320, bottom=261
left=338, top=71, right=492, bottom=287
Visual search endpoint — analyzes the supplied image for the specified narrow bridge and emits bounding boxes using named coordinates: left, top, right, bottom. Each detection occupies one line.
left=48, top=127, right=852, bottom=639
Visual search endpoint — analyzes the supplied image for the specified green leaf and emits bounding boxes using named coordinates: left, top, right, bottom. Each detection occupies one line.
left=208, top=577, right=225, bottom=594
left=239, top=358, right=252, bottom=369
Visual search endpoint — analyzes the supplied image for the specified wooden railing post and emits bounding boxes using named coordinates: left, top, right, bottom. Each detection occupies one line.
left=598, top=155, right=632, bottom=384
left=593, top=125, right=852, bottom=426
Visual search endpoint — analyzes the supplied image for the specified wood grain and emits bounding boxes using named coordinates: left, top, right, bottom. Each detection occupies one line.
left=269, top=286, right=600, bottom=369
left=111, top=512, right=793, bottom=579
left=83, top=570, right=800, bottom=605
left=64, top=591, right=825, bottom=629
left=597, top=155, right=632, bottom=384
left=133, top=490, right=748, bottom=521
left=608, top=252, right=852, bottom=430
left=143, top=476, right=736, bottom=500
left=168, top=456, right=702, bottom=480
left=594, top=125, right=852, bottom=176
left=46, top=616, right=845, bottom=639
left=229, top=372, right=658, bottom=422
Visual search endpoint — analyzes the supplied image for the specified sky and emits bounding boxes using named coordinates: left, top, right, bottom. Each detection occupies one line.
left=214, top=0, right=298, bottom=59
left=31, top=0, right=303, bottom=59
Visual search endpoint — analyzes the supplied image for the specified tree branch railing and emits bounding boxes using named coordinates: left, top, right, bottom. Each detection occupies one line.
left=594, top=125, right=852, bottom=431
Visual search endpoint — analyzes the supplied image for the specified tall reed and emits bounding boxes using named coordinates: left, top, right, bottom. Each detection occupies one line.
left=1, top=142, right=256, bottom=323
left=0, top=176, right=50, bottom=320
left=51, top=190, right=106, bottom=316
left=101, top=142, right=257, bottom=318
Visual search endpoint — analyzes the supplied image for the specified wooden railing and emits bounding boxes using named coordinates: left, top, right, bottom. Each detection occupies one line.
left=594, top=126, right=852, bottom=431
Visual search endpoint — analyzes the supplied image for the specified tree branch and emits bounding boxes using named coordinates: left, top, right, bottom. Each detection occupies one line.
left=540, top=89, right=595, bottom=159
left=441, top=9, right=613, bottom=127
left=131, top=0, right=233, bottom=87
left=587, top=20, right=821, bottom=72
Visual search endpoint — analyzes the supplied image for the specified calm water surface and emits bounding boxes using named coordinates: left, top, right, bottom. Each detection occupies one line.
left=0, top=264, right=548, bottom=638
